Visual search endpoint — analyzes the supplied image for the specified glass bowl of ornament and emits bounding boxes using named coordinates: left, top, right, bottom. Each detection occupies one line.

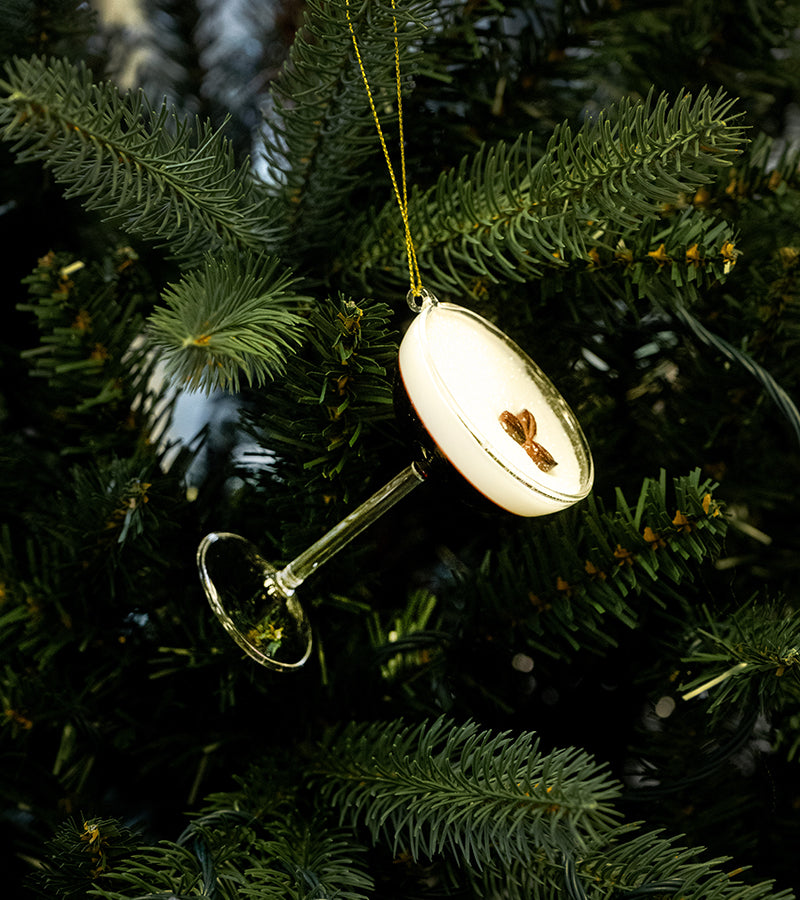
left=398, top=292, right=593, bottom=516
left=197, top=290, right=593, bottom=672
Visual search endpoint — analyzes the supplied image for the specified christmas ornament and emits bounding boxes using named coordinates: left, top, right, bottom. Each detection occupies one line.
left=197, top=287, right=592, bottom=671
left=196, top=1, right=594, bottom=671
left=400, top=290, right=592, bottom=516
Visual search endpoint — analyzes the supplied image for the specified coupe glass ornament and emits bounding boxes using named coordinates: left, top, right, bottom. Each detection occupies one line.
left=197, top=290, right=594, bottom=671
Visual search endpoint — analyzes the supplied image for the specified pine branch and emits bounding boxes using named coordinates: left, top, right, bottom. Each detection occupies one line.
left=15, top=248, right=162, bottom=447
left=680, top=596, right=800, bottom=717
left=367, top=588, right=444, bottom=683
left=82, top=809, right=373, bottom=900
left=241, top=294, right=400, bottom=554
left=552, top=1, right=800, bottom=142
left=88, top=840, right=215, bottom=899
left=713, top=130, right=800, bottom=201
left=475, top=469, right=728, bottom=655
left=0, top=523, right=75, bottom=686
left=0, top=55, right=274, bottom=262
left=147, top=251, right=308, bottom=394
left=576, top=826, right=793, bottom=900
left=247, top=294, right=397, bottom=473
left=244, top=813, right=373, bottom=900
left=460, top=825, right=793, bottom=900
left=314, top=716, right=622, bottom=867
left=636, top=275, right=800, bottom=450
left=263, top=0, right=429, bottom=264
left=57, top=455, right=161, bottom=554
left=27, top=816, right=142, bottom=899
left=588, top=204, right=740, bottom=300
left=18, top=249, right=146, bottom=386
left=0, top=0, right=96, bottom=63
left=345, top=87, right=745, bottom=295
left=672, top=299, right=800, bottom=448
left=734, top=223, right=800, bottom=381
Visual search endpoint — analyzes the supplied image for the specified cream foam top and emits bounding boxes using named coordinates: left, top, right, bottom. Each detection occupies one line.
left=399, top=301, right=593, bottom=516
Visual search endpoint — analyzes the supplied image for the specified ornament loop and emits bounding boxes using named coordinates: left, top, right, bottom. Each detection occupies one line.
left=407, top=286, right=438, bottom=312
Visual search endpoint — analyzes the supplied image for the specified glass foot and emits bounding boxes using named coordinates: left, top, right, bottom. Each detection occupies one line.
left=197, top=532, right=312, bottom=672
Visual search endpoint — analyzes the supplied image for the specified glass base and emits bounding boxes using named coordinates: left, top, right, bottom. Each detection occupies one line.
left=197, top=532, right=313, bottom=672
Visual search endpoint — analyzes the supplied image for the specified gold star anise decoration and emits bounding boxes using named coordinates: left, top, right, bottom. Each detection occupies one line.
left=499, top=409, right=557, bottom=472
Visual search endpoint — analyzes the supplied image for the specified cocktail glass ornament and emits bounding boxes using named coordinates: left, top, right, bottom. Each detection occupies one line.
left=197, top=289, right=594, bottom=672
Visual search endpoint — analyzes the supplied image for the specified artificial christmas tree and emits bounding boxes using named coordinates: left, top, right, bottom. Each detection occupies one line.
left=2, top=0, right=800, bottom=897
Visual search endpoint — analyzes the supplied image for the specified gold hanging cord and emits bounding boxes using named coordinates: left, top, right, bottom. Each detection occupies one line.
left=345, top=0, right=423, bottom=299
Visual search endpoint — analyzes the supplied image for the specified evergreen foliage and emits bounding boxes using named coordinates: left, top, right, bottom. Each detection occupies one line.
left=348, top=88, right=745, bottom=295
left=27, top=816, right=142, bottom=899
left=149, top=250, right=308, bottom=393
left=680, top=595, right=800, bottom=720
left=0, top=0, right=96, bottom=63
left=263, top=0, right=429, bottom=264
left=2, top=0, right=800, bottom=898
left=473, top=468, right=729, bottom=655
left=242, top=293, right=401, bottom=549
left=14, top=247, right=157, bottom=450
left=316, top=716, right=622, bottom=865
left=0, top=55, right=273, bottom=263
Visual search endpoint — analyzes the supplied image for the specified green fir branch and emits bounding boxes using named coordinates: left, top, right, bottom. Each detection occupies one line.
left=0, top=55, right=273, bottom=262
left=60, top=456, right=159, bottom=552
left=88, top=840, right=217, bottom=899
left=147, top=251, right=308, bottom=394
left=0, top=0, right=97, bottom=64
left=632, top=275, right=800, bottom=449
left=242, top=294, right=399, bottom=551
left=15, top=248, right=161, bottom=443
left=0, top=523, right=75, bottom=672
left=84, top=810, right=373, bottom=900
left=577, top=826, right=793, bottom=900
left=671, top=296, right=800, bottom=449
left=476, top=469, right=728, bottom=655
left=242, top=813, right=373, bottom=900
left=460, top=825, right=793, bottom=900
left=27, top=816, right=143, bottom=899
left=367, top=588, right=444, bottom=683
left=314, top=716, right=622, bottom=867
left=18, top=249, right=146, bottom=386
left=680, top=596, right=800, bottom=717
left=255, top=294, right=397, bottom=471
left=589, top=205, right=739, bottom=300
left=735, top=237, right=800, bottom=381
left=346, top=87, right=745, bottom=295
left=264, top=0, right=429, bottom=261
left=697, top=128, right=800, bottom=204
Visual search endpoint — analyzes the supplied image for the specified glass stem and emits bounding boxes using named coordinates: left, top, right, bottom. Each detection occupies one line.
left=275, top=461, right=427, bottom=594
